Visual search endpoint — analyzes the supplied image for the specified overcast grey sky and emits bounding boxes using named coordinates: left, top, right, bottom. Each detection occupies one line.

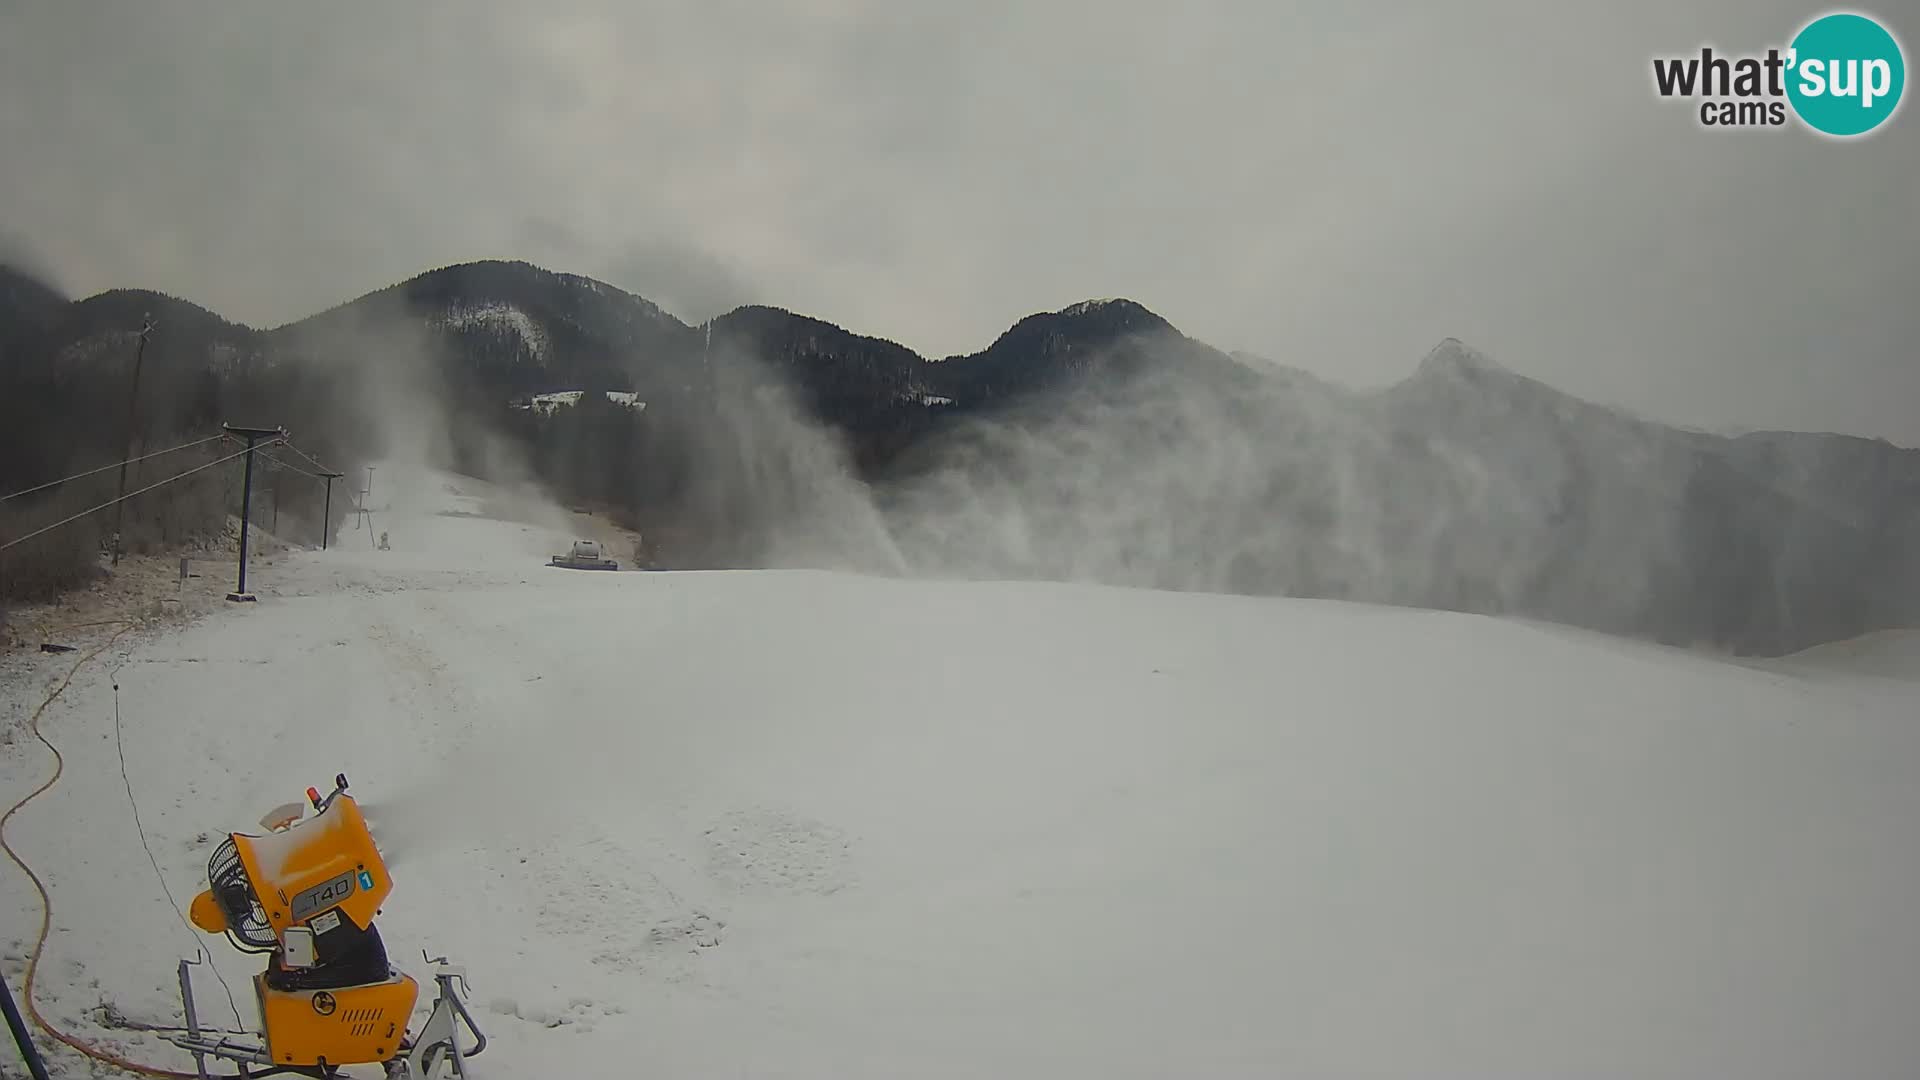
left=2, top=1, right=1915, bottom=443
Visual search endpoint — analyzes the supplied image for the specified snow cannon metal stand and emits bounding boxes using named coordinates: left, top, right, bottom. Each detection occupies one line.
left=166, top=775, right=486, bottom=1079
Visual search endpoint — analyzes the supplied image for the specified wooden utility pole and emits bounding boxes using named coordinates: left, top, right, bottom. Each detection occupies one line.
left=110, top=316, right=155, bottom=566
left=320, top=471, right=344, bottom=550
left=223, top=423, right=285, bottom=602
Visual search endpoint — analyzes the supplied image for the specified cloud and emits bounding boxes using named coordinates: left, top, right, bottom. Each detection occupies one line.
left=514, top=218, right=759, bottom=324
left=0, top=0, right=1914, bottom=442
left=0, top=227, right=65, bottom=294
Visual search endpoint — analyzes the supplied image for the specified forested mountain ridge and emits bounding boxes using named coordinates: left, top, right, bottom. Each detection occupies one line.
left=3, top=258, right=1914, bottom=656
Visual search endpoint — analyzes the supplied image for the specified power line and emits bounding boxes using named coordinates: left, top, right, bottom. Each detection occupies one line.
left=257, top=451, right=325, bottom=483
left=0, top=441, right=273, bottom=554
left=276, top=441, right=336, bottom=476
left=0, top=435, right=225, bottom=504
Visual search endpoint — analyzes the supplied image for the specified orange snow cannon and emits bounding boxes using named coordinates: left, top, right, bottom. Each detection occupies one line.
left=173, top=774, right=486, bottom=1078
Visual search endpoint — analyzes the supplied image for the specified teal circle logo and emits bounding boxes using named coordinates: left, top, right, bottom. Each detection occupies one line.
left=1786, top=12, right=1906, bottom=136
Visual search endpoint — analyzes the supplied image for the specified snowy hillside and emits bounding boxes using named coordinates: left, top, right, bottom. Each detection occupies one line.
left=439, top=300, right=551, bottom=366
left=2, top=464, right=1917, bottom=1079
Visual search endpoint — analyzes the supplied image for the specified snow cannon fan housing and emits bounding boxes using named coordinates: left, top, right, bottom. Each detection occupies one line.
left=185, top=777, right=430, bottom=1071
left=191, top=786, right=392, bottom=952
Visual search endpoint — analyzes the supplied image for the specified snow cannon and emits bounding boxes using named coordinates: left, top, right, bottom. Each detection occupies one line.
left=169, top=774, right=486, bottom=1079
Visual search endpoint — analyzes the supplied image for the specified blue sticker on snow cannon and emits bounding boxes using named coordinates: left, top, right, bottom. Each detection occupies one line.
left=359, top=870, right=374, bottom=890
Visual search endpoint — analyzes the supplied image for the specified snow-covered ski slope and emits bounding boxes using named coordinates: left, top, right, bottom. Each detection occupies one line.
left=3, top=463, right=1918, bottom=1079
